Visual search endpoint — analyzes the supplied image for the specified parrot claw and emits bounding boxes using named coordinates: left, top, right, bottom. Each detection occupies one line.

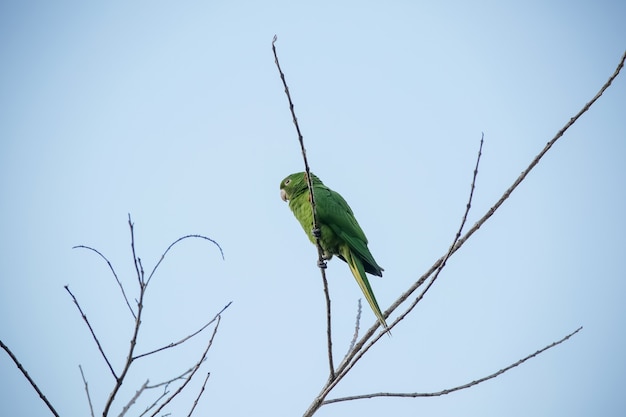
left=317, top=259, right=327, bottom=269
left=312, top=227, right=321, bottom=238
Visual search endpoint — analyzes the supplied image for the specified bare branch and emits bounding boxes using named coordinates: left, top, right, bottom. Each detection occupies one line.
left=387, top=50, right=626, bottom=327
left=149, top=315, right=223, bottom=417
left=146, top=234, right=224, bottom=286
left=102, top=280, right=145, bottom=416
left=146, top=365, right=195, bottom=389
left=70, top=217, right=227, bottom=416
left=128, top=214, right=144, bottom=286
left=0, top=340, right=60, bottom=417
left=146, top=365, right=196, bottom=390
left=272, top=35, right=336, bottom=379
left=138, top=257, right=145, bottom=284
left=73, top=245, right=136, bottom=319
left=344, top=299, right=362, bottom=360
left=79, top=365, right=95, bottom=417
left=102, top=217, right=150, bottom=416
left=118, top=380, right=148, bottom=417
left=187, top=372, right=211, bottom=417
left=324, top=327, right=583, bottom=404
left=319, top=133, right=485, bottom=405
left=134, top=301, right=232, bottom=360
left=139, top=385, right=170, bottom=417
left=301, top=49, right=626, bottom=417
left=137, top=365, right=198, bottom=417
left=387, top=133, right=485, bottom=331
left=346, top=49, right=625, bottom=371
left=321, top=271, right=335, bottom=379
left=65, top=285, right=118, bottom=379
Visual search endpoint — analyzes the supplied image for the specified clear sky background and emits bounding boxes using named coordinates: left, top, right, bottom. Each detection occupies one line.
left=1, top=1, right=625, bottom=416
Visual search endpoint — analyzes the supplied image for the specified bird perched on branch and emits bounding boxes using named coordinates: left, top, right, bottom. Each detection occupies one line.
left=279, top=172, right=388, bottom=331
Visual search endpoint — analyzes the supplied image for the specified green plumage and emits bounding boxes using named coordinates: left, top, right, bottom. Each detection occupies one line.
left=280, top=172, right=388, bottom=330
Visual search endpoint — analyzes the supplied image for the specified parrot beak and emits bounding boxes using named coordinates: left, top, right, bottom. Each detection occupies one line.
left=280, top=189, right=288, bottom=202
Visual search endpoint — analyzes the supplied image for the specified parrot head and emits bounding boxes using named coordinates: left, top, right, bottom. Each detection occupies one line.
left=280, top=172, right=322, bottom=202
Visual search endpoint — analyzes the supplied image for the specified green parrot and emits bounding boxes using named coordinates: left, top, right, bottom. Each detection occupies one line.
left=280, top=172, right=389, bottom=331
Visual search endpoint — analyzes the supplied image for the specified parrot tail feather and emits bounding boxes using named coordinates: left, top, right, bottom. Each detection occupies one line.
left=343, top=248, right=390, bottom=334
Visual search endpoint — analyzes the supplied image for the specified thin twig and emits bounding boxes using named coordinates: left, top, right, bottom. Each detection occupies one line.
left=103, top=217, right=148, bottom=416
left=79, top=365, right=95, bottom=417
left=325, top=133, right=485, bottom=398
left=386, top=49, right=626, bottom=327
left=92, top=217, right=225, bottom=416
left=134, top=302, right=232, bottom=360
left=187, top=372, right=211, bottom=417
left=146, top=367, right=194, bottom=389
left=102, top=279, right=144, bottom=416
left=149, top=315, right=222, bottom=417
left=301, top=49, right=625, bottom=417
left=118, top=380, right=149, bottom=417
left=146, top=234, right=225, bottom=286
left=344, top=299, right=362, bottom=360
left=388, top=133, right=484, bottom=331
left=322, top=273, right=334, bottom=378
left=65, top=285, right=118, bottom=379
left=272, top=35, right=335, bottom=379
left=138, top=257, right=145, bottom=284
left=146, top=364, right=195, bottom=389
left=348, top=49, right=624, bottom=371
left=139, top=385, right=170, bottom=417
left=128, top=214, right=143, bottom=286
left=324, top=326, right=583, bottom=404
left=73, top=245, right=136, bottom=319
left=139, top=361, right=206, bottom=415
left=0, top=340, right=60, bottom=417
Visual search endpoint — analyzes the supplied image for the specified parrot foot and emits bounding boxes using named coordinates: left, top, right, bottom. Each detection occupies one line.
left=317, top=259, right=327, bottom=269
left=312, top=227, right=321, bottom=238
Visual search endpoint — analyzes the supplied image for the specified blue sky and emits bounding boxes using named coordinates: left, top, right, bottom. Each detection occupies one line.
left=1, top=1, right=625, bottom=416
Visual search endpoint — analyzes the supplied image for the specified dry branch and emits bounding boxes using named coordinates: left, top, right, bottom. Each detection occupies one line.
left=270, top=40, right=624, bottom=416
left=333, top=50, right=626, bottom=388
left=344, top=299, right=362, bottom=360
left=134, top=301, right=231, bottom=360
left=65, top=285, right=118, bottom=379
left=324, top=326, right=582, bottom=404
left=118, top=380, right=149, bottom=417
left=73, top=245, right=136, bottom=319
left=273, top=35, right=336, bottom=379
left=146, top=233, right=224, bottom=286
left=66, top=215, right=228, bottom=416
left=149, top=316, right=222, bottom=417
left=0, top=340, right=61, bottom=417
left=187, top=372, right=211, bottom=417
left=79, top=365, right=95, bottom=417
left=310, top=132, right=485, bottom=410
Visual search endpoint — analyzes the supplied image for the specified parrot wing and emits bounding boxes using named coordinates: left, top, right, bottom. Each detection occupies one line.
left=314, top=185, right=384, bottom=276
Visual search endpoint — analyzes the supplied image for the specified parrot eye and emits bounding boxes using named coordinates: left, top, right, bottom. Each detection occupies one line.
left=284, top=178, right=291, bottom=186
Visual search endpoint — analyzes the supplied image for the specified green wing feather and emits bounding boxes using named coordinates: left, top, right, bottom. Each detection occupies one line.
left=314, top=182, right=388, bottom=330
left=315, top=185, right=384, bottom=276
